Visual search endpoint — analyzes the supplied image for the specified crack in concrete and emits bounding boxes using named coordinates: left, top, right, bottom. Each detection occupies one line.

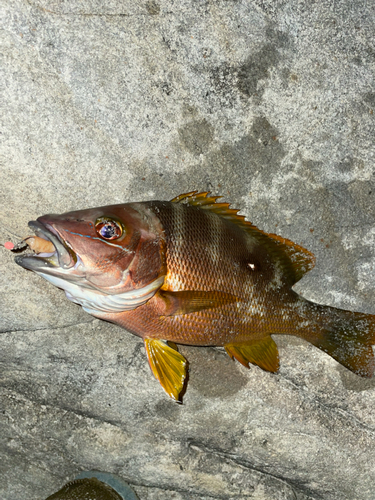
left=280, top=372, right=375, bottom=435
left=25, top=1, right=163, bottom=18
left=1, top=387, right=321, bottom=499
left=1, top=386, right=127, bottom=429
left=0, top=320, right=95, bottom=335
left=185, top=440, right=309, bottom=500
left=130, top=479, right=260, bottom=500
left=1, top=225, right=23, bottom=239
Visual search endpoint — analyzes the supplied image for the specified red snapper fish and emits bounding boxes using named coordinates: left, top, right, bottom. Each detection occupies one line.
left=15, top=192, right=375, bottom=401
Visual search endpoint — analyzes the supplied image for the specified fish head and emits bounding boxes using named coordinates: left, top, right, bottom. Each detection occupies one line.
left=15, top=203, right=166, bottom=312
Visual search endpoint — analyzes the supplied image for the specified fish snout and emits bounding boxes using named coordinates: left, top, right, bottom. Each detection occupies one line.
left=33, top=219, right=76, bottom=269
left=14, top=219, right=76, bottom=272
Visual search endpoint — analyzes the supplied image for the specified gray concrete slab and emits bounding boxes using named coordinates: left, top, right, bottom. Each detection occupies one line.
left=1, top=0, right=374, bottom=499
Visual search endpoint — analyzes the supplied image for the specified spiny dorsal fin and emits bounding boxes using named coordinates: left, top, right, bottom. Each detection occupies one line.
left=171, top=191, right=315, bottom=284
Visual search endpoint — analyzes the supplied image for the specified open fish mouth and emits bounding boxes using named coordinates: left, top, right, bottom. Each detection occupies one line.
left=14, top=220, right=76, bottom=273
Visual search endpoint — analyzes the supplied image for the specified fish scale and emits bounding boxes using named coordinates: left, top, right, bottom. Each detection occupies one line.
left=146, top=201, right=273, bottom=343
left=14, top=191, right=375, bottom=400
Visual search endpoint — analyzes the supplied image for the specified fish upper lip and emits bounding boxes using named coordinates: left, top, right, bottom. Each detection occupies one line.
left=15, top=220, right=76, bottom=271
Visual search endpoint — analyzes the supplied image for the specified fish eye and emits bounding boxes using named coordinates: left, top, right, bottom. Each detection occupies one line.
left=95, top=218, right=123, bottom=240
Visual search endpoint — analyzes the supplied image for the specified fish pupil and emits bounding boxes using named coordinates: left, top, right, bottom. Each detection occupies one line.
left=101, top=224, right=116, bottom=238
left=96, top=220, right=122, bottom=240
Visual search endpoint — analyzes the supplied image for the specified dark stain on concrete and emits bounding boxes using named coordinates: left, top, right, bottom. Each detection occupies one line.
left=208, top=28, right=290, bottom=106
left=204, top=117, right=285, bottom=185
left=181, top=103, right=199, bottom=119
left=127, top=116, right=285, bottom=205
left=338, top=157, right=355, bottom=172
left=145, top=0, right=160, bottom=15
left=237, top=44, right=279, bottom=98
left=125, top=118, right=286, bottom=220
left=265, top=26, right=291, bottom=49
left=363, top=91, right=375, bottom=107
left=154, top=398, right=183, bottom=421
left=328, top=179, right=374, bottom=228
left=348, top=178, right=375, bottom=219
left=178, top=118, right=214, bottom=155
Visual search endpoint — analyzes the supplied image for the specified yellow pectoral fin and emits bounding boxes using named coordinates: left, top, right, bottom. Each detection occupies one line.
left=144, top=338, right=187, bottom=401
left=225, top=336, right=280, bottom=372
left=156, top=289, right=238, bottom=316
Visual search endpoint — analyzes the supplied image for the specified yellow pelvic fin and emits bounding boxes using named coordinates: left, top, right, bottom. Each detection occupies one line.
left=144, top=338, right=187, bottom=401
left=225, top=336, right=279, bottom=372
left=156, top=289, right=238, bottom=316
left=171, top=191, right=315, bottom=284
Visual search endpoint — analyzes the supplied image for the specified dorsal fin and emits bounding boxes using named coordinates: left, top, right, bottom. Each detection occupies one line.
left=171, top=191, right=315, bottom=284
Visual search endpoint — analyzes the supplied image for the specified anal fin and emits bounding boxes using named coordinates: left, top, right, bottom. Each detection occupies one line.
left=144, top=338, right=187, bottom=401
left=225, top=336, right=279, bottom=372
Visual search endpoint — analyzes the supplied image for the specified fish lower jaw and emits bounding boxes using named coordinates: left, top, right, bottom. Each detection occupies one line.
left=15, top=251, right=60, bottom=271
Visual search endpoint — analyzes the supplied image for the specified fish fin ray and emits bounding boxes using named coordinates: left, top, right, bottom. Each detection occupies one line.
left=144, top=338, right=187, bottom=400
left=297, top=301, right=375, bottom=377
left=171, top=191, right=315, bottom=284
left=170, top=191, right=199, bottom=203
left=155, top=289, right=238, bottom=316
left=224, top=335, right=279, bottom=373
left=261, top=233, right=316, bottom=284
left=225, top=336, right=279, bottom=372
left=171, top=191, right=222, bottom=205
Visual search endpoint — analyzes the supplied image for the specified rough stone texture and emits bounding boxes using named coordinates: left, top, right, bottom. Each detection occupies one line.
left=1, top=0, right=375, bottom=499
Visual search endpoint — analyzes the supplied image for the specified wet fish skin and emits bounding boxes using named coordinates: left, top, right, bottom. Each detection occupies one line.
left=15, top=192, right=375, bottom=400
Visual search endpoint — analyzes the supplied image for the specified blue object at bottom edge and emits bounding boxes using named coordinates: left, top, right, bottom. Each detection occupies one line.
left=75, top=471, right=138, bottom=500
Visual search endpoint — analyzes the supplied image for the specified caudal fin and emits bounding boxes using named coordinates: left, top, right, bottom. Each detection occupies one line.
left=294, top=299, right=375, bottom=377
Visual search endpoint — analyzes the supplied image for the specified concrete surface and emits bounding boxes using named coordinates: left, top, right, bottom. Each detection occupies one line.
left=1, top=0, right=375, bottom=499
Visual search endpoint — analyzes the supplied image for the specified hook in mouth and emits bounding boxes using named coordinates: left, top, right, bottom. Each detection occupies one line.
left=14, top=220, right=76, bottom=272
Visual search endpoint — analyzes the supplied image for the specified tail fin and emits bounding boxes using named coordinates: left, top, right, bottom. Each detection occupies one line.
left=294, top=298, right=375, bottom=377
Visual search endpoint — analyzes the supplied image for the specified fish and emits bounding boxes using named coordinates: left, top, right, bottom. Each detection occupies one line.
left=14, top=191, right=375, bottom=401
